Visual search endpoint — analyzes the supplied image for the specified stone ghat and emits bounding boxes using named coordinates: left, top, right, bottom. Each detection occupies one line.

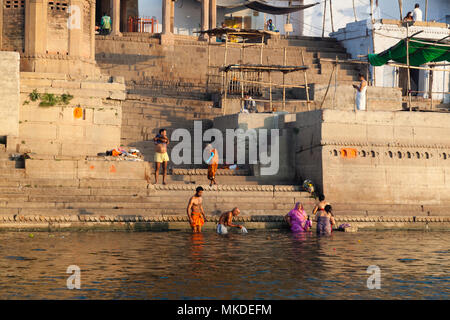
left=0, top=215, right=448, bottom=232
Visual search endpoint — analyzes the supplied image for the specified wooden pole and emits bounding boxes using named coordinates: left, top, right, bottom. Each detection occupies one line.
left=367, top=47, right=370, bottom=85
left=223, top=72, right=228, bottom=115
left=260, top=35, right=264, bottom=64
left=406, top=24, right=412, bottom=111
left=222, top=33, right=228, bottom=94
left=370, top=0, right=376, bottom=86
left=398, top=0, right=403, bottom=21
left=283, top=47, right=287, bottom=110
left=333, top=55, right=338, bottom=109
left=320, top=64, right=336, bottom=109
left=286, top=1, right=292, bottom=36
left=269, top=72, right=273, bottom=112
left=301, top=50, right=310, bottom=110
left=207, top=37, right=211, bottom=91
left=329, top=0, right=335, bottom=33
left=322, top=0, right=327, bottom=38
left=425, top=0, right=428, bottom=22
left=240, top=39, right=245, bottom=111
left=429, top=65, right=433, bottom=110
left=352, top=0, right=357, bottom=22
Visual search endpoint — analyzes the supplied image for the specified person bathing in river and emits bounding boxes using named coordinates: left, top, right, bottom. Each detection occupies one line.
left=285, top=202, right=312, bottom=232
left=187, top=187, right=207, bottom=233
left=217, top=207, right=243, bottom=234
left=316, top=204, right=335, bottom=235
left=312, top=194, right=329, bottom=217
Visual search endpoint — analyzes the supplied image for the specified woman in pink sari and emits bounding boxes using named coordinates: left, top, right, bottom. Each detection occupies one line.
left=285, top=202, right=312, bottom=232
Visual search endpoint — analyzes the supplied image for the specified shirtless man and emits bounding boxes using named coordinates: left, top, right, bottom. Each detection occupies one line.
left=312, top=194, right=329, bottom=217
left=216, top=207, right=243, bottom=234
left=187, top=187, right=207, bottom=233
left=153, top=129, right=169, bottom=185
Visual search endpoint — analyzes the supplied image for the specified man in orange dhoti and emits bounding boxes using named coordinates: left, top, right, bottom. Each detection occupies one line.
left=207, top=148, right=219, bottom=186
left=187, top=187, right=206, bottom=233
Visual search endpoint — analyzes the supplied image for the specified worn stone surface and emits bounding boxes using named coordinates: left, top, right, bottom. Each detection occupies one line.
left=0, top=51, right=20, bottom=137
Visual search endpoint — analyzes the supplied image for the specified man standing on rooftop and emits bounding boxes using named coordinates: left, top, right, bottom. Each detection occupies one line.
left=412, top=3, right=423, bottom=22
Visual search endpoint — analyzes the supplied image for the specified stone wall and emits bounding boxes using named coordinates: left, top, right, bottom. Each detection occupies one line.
left=294, top=109, right=450, bottom=207
left=1, top=0, right=97, bottom=76
left=0, top=51, right=20, bottom=138
left=46, top=0, right=69, bottom=55
left=95, top=34, right=359, bottom=99
left=212, top=113, right=296, bottom=183
left=1, top=0, right=25, bottom=52
left=7, top=72, right=126, bottom=156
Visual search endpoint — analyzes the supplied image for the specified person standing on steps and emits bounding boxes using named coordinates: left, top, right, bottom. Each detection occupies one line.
left=187, top=187, right=207, bottom=233
left=206, top=145, right=219, bottom=186
left=153, top=128, right=170, bottom=185
left=353, top=73, right=367, bottom=111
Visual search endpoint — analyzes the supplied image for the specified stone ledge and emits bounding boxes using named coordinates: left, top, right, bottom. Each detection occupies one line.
left=2, top=214, right=449, bottom=224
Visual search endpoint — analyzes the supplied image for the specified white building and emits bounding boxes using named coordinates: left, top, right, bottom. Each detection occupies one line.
left=137, top=0, right=450, bottom=36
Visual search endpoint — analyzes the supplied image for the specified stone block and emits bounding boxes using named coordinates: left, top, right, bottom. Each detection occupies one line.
left=0, top=51, right=20, bottom=137
left=20, top=105, right=61, bottom=123
left=93, top=109, right=121, bottom=126
left=58, top=124, right=85, bottom=141
left=19, top=123, right=58, bottom=140
left=77, top=160, right=149, bottom=180
left=25, top=159, right=77, bottom=179
left=85, top=125, right=121, bottom=145
left=51, top=80, right=82, bottom=89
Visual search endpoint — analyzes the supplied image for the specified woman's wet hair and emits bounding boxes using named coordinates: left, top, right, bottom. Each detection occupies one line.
left=325, top=204, right=332, bottom=213
left=319, top=194, right=325, bottom=201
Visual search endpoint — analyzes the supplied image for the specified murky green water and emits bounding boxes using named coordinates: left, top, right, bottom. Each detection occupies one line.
left=0, top=230, right=448, bottom=299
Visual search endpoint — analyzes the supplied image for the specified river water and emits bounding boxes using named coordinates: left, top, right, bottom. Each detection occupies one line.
left=0, top=230, right=448, bottom=299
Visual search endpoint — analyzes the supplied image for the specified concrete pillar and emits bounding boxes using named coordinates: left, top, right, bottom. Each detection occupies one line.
left=111, top=0, right=122, bottom=36
left=170, top=0, right=174, bottom=33
left=0, top=2, right=3, bottom=50
left=162, top=0, right=172, bottom=34
left=24, top=0, right=48, bottom=55
left=90, top=0, right=96, bottom=60
left=298, top=0, right=304, bottom=36
left=209, top=0, right=216, bottom=29
left=69, top=0, right=84, bottom=57
left=201, top=0, right=209, bottom=39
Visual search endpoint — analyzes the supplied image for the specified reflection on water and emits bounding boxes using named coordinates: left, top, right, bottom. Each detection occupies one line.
left=0, top=230, right=448, bottom=299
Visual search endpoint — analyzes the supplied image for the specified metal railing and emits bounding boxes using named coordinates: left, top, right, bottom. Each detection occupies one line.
left=128, top=16, right=159, bottom=33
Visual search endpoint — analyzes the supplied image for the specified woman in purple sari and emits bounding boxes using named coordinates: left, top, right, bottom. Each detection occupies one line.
left=285, top=202, right=312, bottom=232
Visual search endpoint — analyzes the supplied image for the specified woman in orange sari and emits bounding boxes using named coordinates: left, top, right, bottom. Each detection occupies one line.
left=207, top=148, right=219, bottom=186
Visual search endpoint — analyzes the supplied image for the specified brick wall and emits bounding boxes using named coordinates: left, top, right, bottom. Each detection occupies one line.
left=2, top=0, right=25, bottom=52
left=47, top=0, right=70, bottom=54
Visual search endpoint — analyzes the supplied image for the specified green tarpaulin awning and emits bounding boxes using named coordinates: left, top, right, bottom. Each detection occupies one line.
left=368, top=38, right=450, bottom=67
